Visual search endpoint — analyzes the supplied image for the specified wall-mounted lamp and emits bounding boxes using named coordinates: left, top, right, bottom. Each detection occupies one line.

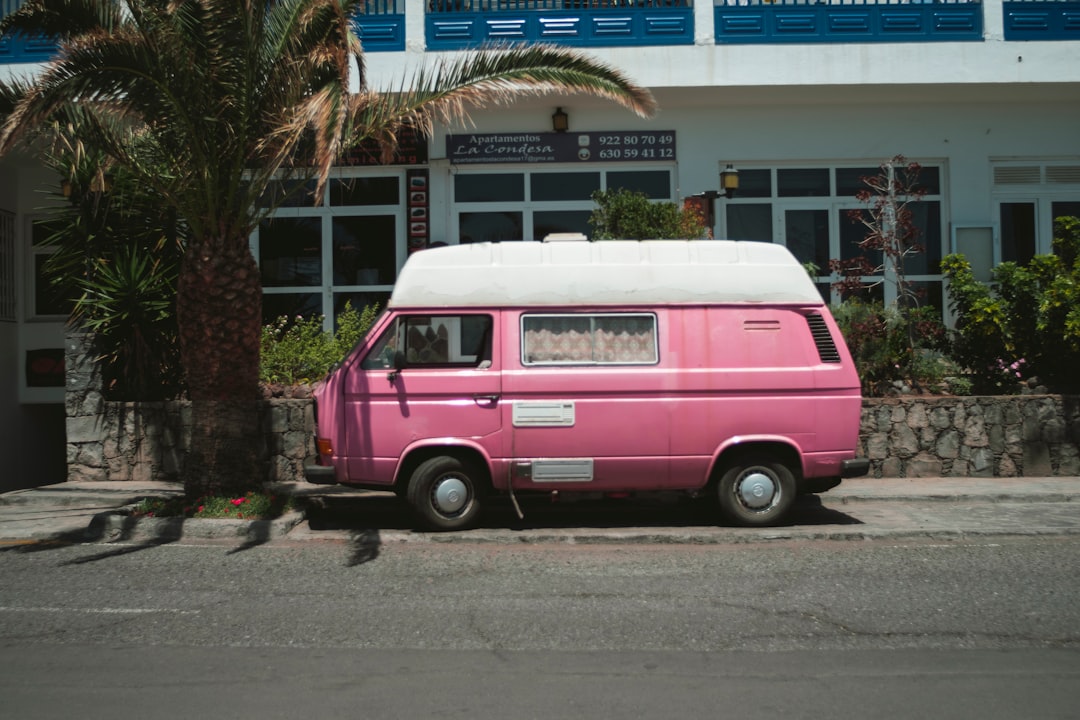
left=720, top=164, right=739, bottom=199
left=551, top=107, right=569, bottom=133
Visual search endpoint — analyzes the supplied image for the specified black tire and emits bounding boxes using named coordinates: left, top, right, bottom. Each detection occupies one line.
left=717, top=456, right=796, bottom=527
left=406, top=455, right=484, bottom=531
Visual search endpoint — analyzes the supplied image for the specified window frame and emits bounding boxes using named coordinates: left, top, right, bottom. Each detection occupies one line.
left=253, top=168, right=408, bottom=332
left=451, top=165, right=676, bottom=243
left=520, top=312, right=659, bottom=367
left=719, top=163, right=947, bottom=309
left=361, top=313, right=494, bottom=370
left=26, top=214, right=72, bottom=322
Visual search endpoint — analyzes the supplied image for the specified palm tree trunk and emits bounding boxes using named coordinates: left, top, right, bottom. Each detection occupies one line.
left=176, top=233, right=264, bottom=499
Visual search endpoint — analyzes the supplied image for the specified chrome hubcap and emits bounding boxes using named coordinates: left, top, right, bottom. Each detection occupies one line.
left=736, top=470, right=778, bottom=510
left=432, top=476, right=469, bottom=515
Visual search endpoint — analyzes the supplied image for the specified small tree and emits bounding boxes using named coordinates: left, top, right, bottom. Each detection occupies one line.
left=828, top=156, right=950, bottom=394
left=589, top=188, right=707, bottom=240
left=830, top=155, right=928, bottom=311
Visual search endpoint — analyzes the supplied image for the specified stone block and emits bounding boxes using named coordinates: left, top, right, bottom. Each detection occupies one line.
left=963, top=412, right=989, bottom=448
left=997, top=454, right=1019, bottom=477
left=968, top=447, right=994, bottom=477
left=935, top=430, right=960, bottom=459
left=66, top=415, right=104, bottom=444
left=268, top=405, right=289, bottom=434
left=889, top=425, right=918, bottom=458
left=1041, top=418, right=1066, bottom=443
left=930, top=406, right=953, bottom=430
left=907, top=403, right=929, bottom=429
left=908, top=452, right=943, bottom=478
left=1023, top=442, right=1052, bottom=476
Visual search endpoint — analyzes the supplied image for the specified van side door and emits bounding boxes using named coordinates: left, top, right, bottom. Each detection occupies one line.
left=502, top=310, right=673, bottom=491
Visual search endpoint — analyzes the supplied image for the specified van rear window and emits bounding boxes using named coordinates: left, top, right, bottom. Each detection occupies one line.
left=522, top=313, right=658, bottom=366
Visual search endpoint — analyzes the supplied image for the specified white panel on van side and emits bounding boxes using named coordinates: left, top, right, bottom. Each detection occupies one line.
left=512, top=401, right=575, bottom=427
left=530, top=459, right=594, bottom=483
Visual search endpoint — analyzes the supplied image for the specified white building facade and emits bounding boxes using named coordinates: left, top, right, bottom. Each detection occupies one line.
left=2, top=0, right=1078, bottom=489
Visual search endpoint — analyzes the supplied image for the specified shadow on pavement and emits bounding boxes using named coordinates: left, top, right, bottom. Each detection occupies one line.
left=301, top=492, right=863, bottom=534
left=0, top=513, right=181, bottom=561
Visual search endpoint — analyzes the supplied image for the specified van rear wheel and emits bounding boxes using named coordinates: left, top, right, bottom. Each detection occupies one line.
left=717, top=457, right=796, bottom=527
left=407, top=456, right=483, bottom=531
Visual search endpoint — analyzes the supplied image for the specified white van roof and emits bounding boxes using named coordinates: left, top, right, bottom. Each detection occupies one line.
left=389, top=240, right=823, bottom=308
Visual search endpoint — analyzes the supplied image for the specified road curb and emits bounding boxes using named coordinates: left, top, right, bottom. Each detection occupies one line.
left=86, top=509, right=306, bottom=543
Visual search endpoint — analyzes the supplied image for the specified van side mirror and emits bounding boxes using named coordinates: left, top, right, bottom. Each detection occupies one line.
left=388, top=350, right=407, bottom=383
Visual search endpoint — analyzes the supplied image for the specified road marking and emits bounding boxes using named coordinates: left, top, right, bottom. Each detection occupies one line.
left=0, top=606, right=200, bottom=615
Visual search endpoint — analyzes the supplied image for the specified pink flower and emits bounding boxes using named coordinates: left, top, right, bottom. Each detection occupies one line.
left=231, top=498, right=244, bottom=506
left=197, top=505, right=204, bottom=513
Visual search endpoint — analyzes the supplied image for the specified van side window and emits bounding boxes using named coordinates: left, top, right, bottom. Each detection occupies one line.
left=361, top=314, right=493, bottom=370
left=522, top=313, right=658, bottom=366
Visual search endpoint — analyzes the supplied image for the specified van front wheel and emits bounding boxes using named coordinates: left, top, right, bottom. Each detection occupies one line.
left=407, top=456, right=483, bottom=531
left=717, top=458, right=796, bottom=527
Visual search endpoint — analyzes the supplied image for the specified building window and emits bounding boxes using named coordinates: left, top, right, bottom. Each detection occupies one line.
left=453, top=168, right=673, bottom=243
left=28, top=216, right=73, bottom=320
left=255, top=170, right=403, bottom=330
left=993, top=161, right=1080, bottom=265
left=0, top=210, right=14, bottom=322
left=721, top=164, right=945, bottom=311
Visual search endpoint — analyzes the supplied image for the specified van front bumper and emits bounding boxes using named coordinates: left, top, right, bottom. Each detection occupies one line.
left=841, top=458, right=870, bottom=478
left=304, top=459, right=338, bottom=485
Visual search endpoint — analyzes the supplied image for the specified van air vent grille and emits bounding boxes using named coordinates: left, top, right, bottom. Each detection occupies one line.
left=806, top=314, right=841, bottom=363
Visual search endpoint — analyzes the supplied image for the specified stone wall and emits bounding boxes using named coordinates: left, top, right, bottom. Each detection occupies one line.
left=64, top=332, right=315, bottom=485
left=65, top=332, right=1080, bottom=483
left=859, top=395, right=1080, bottom=478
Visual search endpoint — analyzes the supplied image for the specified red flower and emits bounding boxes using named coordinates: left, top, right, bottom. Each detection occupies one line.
left=231, top=498, right=245, bottom=506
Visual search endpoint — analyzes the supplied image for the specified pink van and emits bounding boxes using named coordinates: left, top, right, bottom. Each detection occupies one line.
left=305, top=240, right=868, bottom=530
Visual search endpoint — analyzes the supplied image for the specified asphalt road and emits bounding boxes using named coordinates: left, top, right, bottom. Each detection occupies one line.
left=1, top=534, right=1078, bottom=718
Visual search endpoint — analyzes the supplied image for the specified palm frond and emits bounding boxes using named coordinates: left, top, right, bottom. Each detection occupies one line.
left=342, top=44, right=657, bottom=162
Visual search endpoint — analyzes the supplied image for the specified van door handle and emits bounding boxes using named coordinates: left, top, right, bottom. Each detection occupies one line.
left=473, top=394, right=499, bottom=406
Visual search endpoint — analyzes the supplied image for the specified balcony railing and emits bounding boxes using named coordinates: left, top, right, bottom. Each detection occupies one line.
left=0, top=0, right=55, bottom=63
left=1003, top=0, right=1080, bottom=39
left=2, top=0, right=1076, bottom=64
left=356, top=0, right=407, bottom=50
left=427, top=0, right=695, bottom=49
left=0, top=0, right=404, bottom=63
left=715, top=0, right=984, bottom=44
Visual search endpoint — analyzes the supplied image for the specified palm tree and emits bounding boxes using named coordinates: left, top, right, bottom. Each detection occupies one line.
left=0, top=0, right=656, bottom=498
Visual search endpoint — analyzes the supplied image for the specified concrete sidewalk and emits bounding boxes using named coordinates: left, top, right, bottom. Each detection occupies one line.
left=1, top=476, right=1078, bottom=545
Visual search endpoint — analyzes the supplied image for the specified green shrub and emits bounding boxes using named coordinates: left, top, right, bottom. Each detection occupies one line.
left=589, top=188, right=707, bottom=240
left=831, top=299, right=950, bottom=396
left=259, top=301, right=378, bottom=385
left=942, top=216, right=1080, bottom=394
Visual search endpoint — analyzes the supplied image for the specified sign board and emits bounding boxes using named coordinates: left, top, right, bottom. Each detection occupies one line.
left=447, top=131, right=677, bottom=165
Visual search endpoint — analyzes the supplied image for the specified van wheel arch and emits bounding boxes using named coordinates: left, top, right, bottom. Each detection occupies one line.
left=710, top=443, right=801, bottom=527
left=397, top=447, right=493, bottom=530
left=396, top=446, right=493, bottom=496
